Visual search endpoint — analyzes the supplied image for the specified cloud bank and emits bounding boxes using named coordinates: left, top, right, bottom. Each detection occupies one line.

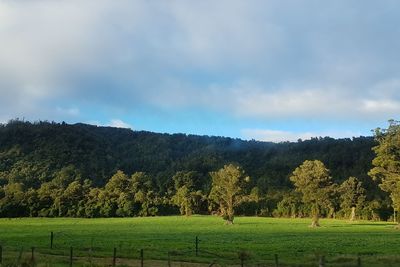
left=1, top=0, right=399, bottom=139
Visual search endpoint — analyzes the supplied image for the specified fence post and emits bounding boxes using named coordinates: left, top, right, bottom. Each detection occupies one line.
left=17, top=247, right=23, bottom=264
left=50, top=231, right=54, bottom=249
left=113, top=247, right=117, bottom=267
left=241, top=257, right=244, bottom=267
left=195, top=236, right=199, bottom=256
left=357, top=255, right=361, bottom=267
left=31, top=247, right=35, bottom=262
left=140, top=249, right=144, bottom=267
left=274, top=254, right=279, bottom=267
left=89, top=247, right=93, bottom=267
left=168, top=251, right=171, bottom=267
left=69, top=247, right=73, bottom=267
left=319, top=255, right=325, bottom=267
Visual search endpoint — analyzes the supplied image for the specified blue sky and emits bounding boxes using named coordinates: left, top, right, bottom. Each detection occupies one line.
left=1, top=0, right=400, bottom=142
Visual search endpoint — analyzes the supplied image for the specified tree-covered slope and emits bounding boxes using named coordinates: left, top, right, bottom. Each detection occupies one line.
left=0, top=120, right=375, bottom=192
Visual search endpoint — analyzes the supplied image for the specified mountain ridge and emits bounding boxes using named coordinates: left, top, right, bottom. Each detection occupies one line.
left=0, top=119, right=375, bottom=191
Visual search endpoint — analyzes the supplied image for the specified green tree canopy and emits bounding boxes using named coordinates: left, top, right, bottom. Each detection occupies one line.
left=369, top=120, right=400, bottom=221
left=290, top=160, right=336, bottom=227
left=209, top=164, right=250, bottom=224
left=131, top=172, right=157, bottom=216
left=339, top=176, right=366, bottom=221
left=171, top=171, right=204, bottom=216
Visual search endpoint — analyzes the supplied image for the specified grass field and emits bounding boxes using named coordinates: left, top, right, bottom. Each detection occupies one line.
left=1, top=216, right=400, bottom=266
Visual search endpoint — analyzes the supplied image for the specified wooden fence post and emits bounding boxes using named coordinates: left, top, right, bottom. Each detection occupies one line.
left=17, top=247, right=23, bottom=264
left=274, top=254, right=279, bottom=267
left=31, top=247, right=35, bottom=262
left=89, top=246, right=93, bottom=267
left=140, top=249, right=144, bottom=267
left=357, top=255, right=361, bottom=267
left=168, top=251, right=171, bottom=267
left=113, top=247, right=117, bottom=267
left=69, top=247, right=73, bottom=267
left=319, top=255, right=325, bottom=267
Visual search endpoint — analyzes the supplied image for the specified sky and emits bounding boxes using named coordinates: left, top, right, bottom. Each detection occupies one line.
left=1, top=0, right=400, bottom=142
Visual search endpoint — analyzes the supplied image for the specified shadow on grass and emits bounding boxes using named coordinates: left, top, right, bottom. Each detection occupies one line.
left=349, top=223, right=397, bottom=227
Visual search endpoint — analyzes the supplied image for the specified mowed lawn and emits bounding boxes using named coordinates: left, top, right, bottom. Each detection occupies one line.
left=1, top=216, right=400, bottom=266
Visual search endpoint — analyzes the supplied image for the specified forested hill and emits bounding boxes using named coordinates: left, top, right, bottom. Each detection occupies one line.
left=0, top=120, right=375, bottom=193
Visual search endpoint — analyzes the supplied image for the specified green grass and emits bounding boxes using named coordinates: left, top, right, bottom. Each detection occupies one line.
left=1, top=216, right=400, bottom=266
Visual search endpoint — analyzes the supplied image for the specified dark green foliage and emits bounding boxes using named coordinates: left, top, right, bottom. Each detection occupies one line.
left=369, top=120, right=400, bottom=214
left=338, top=177, right=366, bottom=220
left=0, top=120, right=375, bottom=189
left=171, top=171, right=206, bottom=216
left=273, top=191, right=307, bottom=218
left=0, top=119, right=383, bottom=218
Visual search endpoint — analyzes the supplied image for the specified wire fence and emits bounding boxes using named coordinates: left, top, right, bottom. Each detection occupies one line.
left=1, top=233, right=399, bottom=266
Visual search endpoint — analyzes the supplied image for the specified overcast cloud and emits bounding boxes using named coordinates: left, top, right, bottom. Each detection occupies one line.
left=1, top=0, right=399, bottom=141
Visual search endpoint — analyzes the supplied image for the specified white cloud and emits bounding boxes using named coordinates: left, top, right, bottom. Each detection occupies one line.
left=241, top=128, right=363, bottom=143
left=146, top=80, right=400, bottom=121
left=241, top=129, right=315, bottom=142
left=108, top=119, right=132, bottom=129
left=229, top=85, right=345, bottom=118
left=0, top=117, right=8, bottom=124
left=0, top=0, right=400, bottom=130
left=164, top=0, right=284, bottom=69
left=361, top=99, right=400, bottom=113
left=84, top=119, right=132, bottom=129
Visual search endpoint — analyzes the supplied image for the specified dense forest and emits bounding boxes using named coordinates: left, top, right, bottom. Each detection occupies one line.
left=0, top=120, right=392, bottom=220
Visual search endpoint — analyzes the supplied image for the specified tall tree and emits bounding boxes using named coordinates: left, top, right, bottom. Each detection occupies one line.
left=104, top=170, right=132, bottom=217
left=369, top=120, right=400, bottom=223
left=171, top=171, right=205, bottom=216
left=339, top=176, right=366, bottom=221
left=60, top=180, right=91, bottom=217
left=209, top=164, right=250, bottom=224
left=290, top=160, right=336, bottom=227
left=0, top=182, right=27, bottom=217
left=171, top=186, right=194, bottom=216
left=131, top=172, right=158, bottom=216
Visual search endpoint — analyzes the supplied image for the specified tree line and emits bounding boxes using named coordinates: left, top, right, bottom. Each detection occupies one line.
left=0, top=119, right=396, bottom=223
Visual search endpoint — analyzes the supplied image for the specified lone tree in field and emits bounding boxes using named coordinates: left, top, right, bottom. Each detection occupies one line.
left=209, top=164, right=250, bottom=224
left=339, top=177, right=366, bottom=221
left=290, top=160, right=335, bottom=227
left=369, top=120, right=400, bottom=224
